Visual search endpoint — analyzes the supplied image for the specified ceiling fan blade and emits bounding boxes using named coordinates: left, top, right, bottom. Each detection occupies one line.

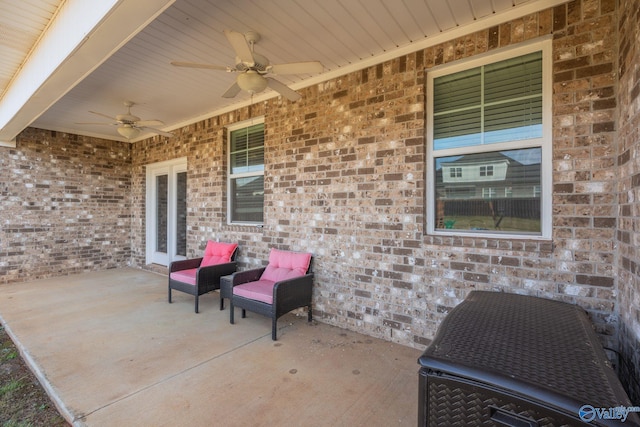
left=136, top=119, right=164, bottom=127
left=222, top=81, right=241, bottom=98
left=223, top=30, right=255, bottom=66
left=266, top=77, right=301, bottom=102
left=89, top=111, right=118, bottom=121
left=140, top=127, right=174, bottom=137
left=269, top=61, right=324, bottom=75
left=171, top=61, right=232, bottom=72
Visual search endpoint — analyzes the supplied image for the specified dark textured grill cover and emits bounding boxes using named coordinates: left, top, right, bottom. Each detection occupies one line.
left=417, top=291, right=639, bottom=427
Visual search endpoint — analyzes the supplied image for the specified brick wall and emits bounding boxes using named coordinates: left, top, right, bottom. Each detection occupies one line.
left=128, top=0, right=626, bottom=349
left=550, top=0, right=619, bottom=344
left=616, top=0, right=640, bottom=404
left=0, top=128, right=132, bottom=284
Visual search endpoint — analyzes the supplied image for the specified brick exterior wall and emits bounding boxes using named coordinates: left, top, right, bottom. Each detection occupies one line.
left=616, top=0, right=640, bottom=403
left=0, top=128, right=132, bottom=283
left=1, top=0, right=638, bottom=402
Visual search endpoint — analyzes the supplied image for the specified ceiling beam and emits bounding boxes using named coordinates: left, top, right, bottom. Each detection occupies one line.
left=0, top=0, right=176, bottom=147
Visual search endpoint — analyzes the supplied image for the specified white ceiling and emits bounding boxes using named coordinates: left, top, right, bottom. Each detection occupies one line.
left=0, top=0, right=567, bottom=144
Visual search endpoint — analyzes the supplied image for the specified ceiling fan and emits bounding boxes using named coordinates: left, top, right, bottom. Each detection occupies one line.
left=171, top=30, right=324, bottom=102
left=77, top=101, right=173, bottom=139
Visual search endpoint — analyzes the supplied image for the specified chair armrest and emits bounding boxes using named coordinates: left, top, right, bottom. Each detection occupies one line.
left=169, top=257, right=203, bottom=273
left=273, top=273, right=314, bottom=306
left=197, top=261, right=238, bottom=283
left=231, top=268, right=266, bottom=286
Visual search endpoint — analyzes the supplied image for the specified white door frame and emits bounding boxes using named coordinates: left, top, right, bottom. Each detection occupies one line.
left=145, top=157, right=187, bottom=266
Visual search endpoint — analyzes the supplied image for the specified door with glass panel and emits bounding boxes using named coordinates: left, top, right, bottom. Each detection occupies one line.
left=146, top=158, right=187, bottom=266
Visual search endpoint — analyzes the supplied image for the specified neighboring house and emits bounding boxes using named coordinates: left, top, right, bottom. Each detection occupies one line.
left=436, top=152, right=541, bottom=228
left=439, top=152, right=540, bottom=200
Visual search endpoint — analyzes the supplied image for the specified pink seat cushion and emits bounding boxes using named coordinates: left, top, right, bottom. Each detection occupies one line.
left=260, top=249, right=311, bottom=282
left=169, top=268, right=197, bottom=286
left=201, top=241, right=238, bottom=267
left=233, top=280, right=276, bottom=304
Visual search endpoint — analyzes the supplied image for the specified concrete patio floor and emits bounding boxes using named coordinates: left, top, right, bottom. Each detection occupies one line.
left=0, top=268, right=421, bottom=426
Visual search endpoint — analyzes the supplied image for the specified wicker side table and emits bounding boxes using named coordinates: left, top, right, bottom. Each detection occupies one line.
left=219, top=274, right=234, bottom=310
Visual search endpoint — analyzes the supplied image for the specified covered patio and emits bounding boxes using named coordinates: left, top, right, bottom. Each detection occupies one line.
left=1, top=0, right=640, bottom=418
left=0, top=268, right=420, bottom=426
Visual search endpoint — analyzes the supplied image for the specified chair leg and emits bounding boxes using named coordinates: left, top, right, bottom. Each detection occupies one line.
left=195, top=295, right=199, bottom=314
left=308, top=306, right=312, bottom=322
left=272, top=317, right=277, bottom=341
left=220, top=296, right=224, bottom=311
left=242, top=308, right=246, bottom=318
left=168, top=287, right=172, bottom=303
left=230, top=301, right=235, bottom=324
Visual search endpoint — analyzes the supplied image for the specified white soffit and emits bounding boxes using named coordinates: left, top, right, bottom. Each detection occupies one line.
left=168, top=0, right=571, bottom=132
left=1, top=0, right=571, bottom=144
left=0, top=0, right=176, bottom=146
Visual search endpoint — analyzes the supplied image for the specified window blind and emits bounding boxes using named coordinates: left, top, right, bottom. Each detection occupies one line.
left=433, top=51, right=542, bottom=150
left=230, top=123, right=264, bottom=174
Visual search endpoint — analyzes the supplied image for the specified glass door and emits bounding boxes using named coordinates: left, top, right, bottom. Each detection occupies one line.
left=146, top=158, right=187, bottom=266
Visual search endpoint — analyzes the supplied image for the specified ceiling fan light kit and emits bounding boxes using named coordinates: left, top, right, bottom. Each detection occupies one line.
left=117, top=124, right=140, bottom=139
left=172, top=29, right=323, bottom=102
left=77, top=101, right=174, bottom=141
left=236, top=70, right=268, bottom=94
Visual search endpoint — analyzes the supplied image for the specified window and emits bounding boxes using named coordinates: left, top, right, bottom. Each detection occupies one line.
left=505, top=187, right=513, bottom=198
left=533, top=185, right=541, bottom=198
left=482, top=187, right=496, bottom=199
left=479, top=166, right=493, bottom=177
left=427, top=39, right=552, bottom=237
left=227, top=118, right=265, bottom=224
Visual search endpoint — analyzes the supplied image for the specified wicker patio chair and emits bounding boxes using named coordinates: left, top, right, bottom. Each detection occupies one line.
left=168, top=241, right=238, bottom=313
left=229, top=248, right=313, bottom=340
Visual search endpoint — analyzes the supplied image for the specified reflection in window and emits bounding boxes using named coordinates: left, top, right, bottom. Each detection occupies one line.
left=156, top=175, right=168, bottom=253
left=434, top=149, right=541, bottom=233
left=230, top=175, right=264, bottom=223
left=176, top=172, right=187, bottom=257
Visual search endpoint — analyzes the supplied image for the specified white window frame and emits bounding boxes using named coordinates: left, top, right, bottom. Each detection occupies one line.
left=505, top=187, right=513, bottom=198
left=480, top=166, right=494, bottom=177
left=426, top=38, right=552, bottom=239
left=482, top=187, right=497, bottom=199
left=227, top=117, right=265, bottom=225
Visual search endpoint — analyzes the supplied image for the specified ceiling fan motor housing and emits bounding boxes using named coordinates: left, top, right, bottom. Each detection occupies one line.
left=115, top=113, right=140, bottom=124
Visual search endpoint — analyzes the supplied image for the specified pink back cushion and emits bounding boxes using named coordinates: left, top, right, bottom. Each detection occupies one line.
left=260, top=249, right=311, bottom=282
left=201, top=241, right=238, bottom=267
